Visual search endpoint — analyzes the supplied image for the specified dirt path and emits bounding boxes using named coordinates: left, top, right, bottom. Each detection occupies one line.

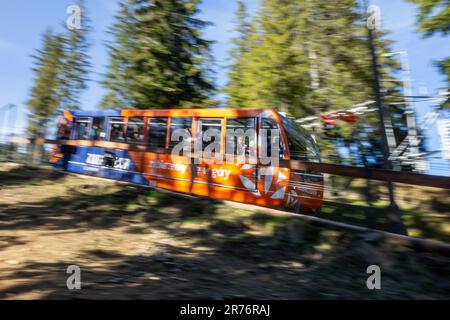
left=0, top=163, right=448, bottom=299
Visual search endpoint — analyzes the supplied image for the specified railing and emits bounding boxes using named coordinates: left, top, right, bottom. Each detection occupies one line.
left=9, top=137, right=450, bottom=189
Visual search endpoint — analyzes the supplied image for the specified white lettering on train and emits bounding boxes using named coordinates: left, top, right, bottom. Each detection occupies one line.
left=86, top=154, right=103, bottom=166
left=149, top=162, right=188, bottom=174
left=86, top=154, right=130, bottom=170
left=211, top=167, right=231, bottom=180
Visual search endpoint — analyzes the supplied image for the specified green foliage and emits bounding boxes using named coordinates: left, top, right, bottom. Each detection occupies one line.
left=227, top=0, right=310, bottom=115
left=226, top=0, right=401, bottom=117
left=438, top=57, right=450, bottom=80
left=60, top=0, right=92, bottom=110
left=437, top=57, right=450, bottom=107
left=226, top=0, right=252, bottom=109
left=409, top=0, right=450, bottom=106
left=27, top=31, right=66, bottom=138
left=27, top=0, right=91, bottom=138
left=102, top=0, right=215, bottom=110
left=408, top=0, right=450, bottom=37
left=226, top=0, right=406, bottom=165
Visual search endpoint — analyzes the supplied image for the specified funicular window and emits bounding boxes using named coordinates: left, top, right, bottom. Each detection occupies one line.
left=278, top=113, right=318, bottom=161
left=261, top=118, right=285, bottom=159
left=226, top=118, right=256, bottom=157
left=108, top=117, right=126, bottom=142
left=57, top=119, right=71, bottom=140
left=126, top=117, right=145, bottom=144
left=169, top=117, right=193, bottom=149
left=198, top=119, right=223, bottom=152
left=74, top=117, right=91, bottom=140
left=149, top=118, right=168, bottom=148
left=90, top=117, right=105, bottom=140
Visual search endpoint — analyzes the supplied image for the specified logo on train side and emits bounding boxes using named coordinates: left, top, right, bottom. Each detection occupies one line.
left=149, top=161, right=233, bottom=181
left=86, top=153, right=131, bottom=170
left=211, top=167, right=231, bottom=180
left=197, top=166, right=232, bottom=180
left=239, top=165, right=289, bottom=200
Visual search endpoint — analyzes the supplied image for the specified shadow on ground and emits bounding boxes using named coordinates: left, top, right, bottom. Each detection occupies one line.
left=0, top=165, right=66, bottom=188
left=0, top=165, right=449, bottom=299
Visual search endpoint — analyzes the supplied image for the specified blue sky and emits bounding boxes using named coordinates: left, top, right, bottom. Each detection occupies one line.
left=0, top=0, right=447, bottom=112
left=0, top=0, right=449, bottom=173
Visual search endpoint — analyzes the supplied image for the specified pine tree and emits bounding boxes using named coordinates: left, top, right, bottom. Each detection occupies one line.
left=408, top=0, right=449, bottom=107
left=226, top=0, right=402, bottom=114
left=101, top=1, right=135, bottom=108
left=226, top=0, right=251, bottom=108
left=294, top=0, right=403, bottom=117
left=27, top=30, right=66, bottom=139
left=309, top=0, right=405, bottom=163
left=297, top=0, right=374, bottom=113
left=27, top=0, right=91, bottom=140
left=102, top=0, right=215, bottom=109
left=60, top=0, right=92, bottom=110
left=408, top=0, right=450, bottom=36
left=235, top=0, right=311, bottom=114
left=226, top=0, right=405, bottom=164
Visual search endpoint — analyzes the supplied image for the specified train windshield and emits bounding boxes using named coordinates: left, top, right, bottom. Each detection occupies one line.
left=277, top=113, right=320, bottom=162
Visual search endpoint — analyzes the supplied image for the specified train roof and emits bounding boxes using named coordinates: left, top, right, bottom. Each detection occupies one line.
left=67, top=110, right=122, bottom=117
left=66, top=108, right=276, bottom=118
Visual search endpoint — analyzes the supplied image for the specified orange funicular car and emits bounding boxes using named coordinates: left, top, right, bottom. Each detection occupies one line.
left=52, top=108, right=323, bottom=213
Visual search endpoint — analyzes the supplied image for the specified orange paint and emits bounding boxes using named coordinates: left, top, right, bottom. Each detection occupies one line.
left=57, top=108, right=323, bottom=212
left=121, top=108, right=323, bottom=212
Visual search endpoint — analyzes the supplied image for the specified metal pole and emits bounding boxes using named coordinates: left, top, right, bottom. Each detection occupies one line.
left=400, top=53, right=420, bottom=160
left=0, top=104, right=14, bottom=161
left=0, top=108, right=4, bottom=144
left=9, top=105, right=17, bottom=136
left=7, top=105, right=17, bottom=161
left=0, top=104, right=14, bottom=143
left=391, top=52, right=420, bottom=164
left=0, top=106, right=5, bottom=159
left=362, top=0, right=408, bottom=235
